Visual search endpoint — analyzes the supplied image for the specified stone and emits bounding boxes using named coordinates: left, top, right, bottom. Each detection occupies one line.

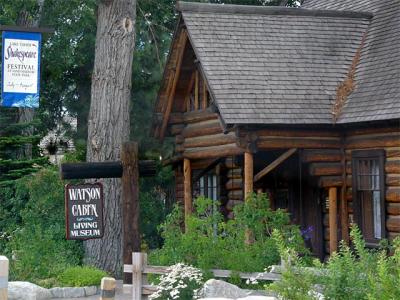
left=84, top=286, right=98, bottom=296
left=50, top=287, right=85, bottom=298
left=8, top=281, right=52, bottom=300
left=199, top=279, right=249, bottom=299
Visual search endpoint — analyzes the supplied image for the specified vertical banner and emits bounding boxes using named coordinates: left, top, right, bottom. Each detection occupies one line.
left=1, top=31, right=41, bottom=108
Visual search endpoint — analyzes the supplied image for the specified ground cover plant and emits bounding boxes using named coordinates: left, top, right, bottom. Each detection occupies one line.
left=269, top=225, right=400, bottom=300
left=150, top=193, right=308, bottom=274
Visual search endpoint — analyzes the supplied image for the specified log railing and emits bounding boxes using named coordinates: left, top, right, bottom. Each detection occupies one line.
left=123, top=252, right=282, bottom=300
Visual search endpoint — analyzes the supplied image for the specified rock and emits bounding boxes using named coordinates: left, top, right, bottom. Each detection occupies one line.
left=8, top=281, right=52, bottom=300
left=199, top=279, right=249, bottom=299
left=49, top=287, right=85, bottom=298
left=84, top=286, right=98, bottom=296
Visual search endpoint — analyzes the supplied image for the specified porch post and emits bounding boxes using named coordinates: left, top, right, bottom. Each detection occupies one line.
left=244, top=152, right=254, bottom=200
left=329, top=187, right=338, bottom=253
left=183, top=158, right=192, bottom=227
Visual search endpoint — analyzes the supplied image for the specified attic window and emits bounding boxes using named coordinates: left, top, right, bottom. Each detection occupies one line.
left=186, top=70, right=210, bottom=112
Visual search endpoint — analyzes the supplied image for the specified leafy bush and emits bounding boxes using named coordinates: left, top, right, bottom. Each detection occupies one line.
left=149, top=263, right=204, bottom=300
left=150, top=193, right=307, bottom=273
left=269, top=225, right=400, bottom=300
left=57, top=266, right=107, bottom=287
left=2, top=167, right=83, bottom=283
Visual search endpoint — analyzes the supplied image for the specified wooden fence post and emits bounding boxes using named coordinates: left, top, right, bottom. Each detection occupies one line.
left=100, top=277, right=116, bottom=300
left=121, top=142, right=140, bottom=283
left=132, top=252, right=144, bottom=300
left=0, top=256, right=8, bottom=300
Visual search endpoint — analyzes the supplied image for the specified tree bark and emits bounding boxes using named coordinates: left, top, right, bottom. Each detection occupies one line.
left=85, top=0, right=136, bottom=277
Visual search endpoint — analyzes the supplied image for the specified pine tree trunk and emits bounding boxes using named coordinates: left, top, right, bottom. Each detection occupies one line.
left=85, top=0, right=136, bottom=277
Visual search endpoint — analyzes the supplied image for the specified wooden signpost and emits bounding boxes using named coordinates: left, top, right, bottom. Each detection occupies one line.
left=60, top=141, right=155, bottom=282
left=65, top=183, right=104, bottom=240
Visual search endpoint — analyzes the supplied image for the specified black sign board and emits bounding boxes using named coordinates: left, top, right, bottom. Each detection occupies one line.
left=65, top=183, right=104, bottom=240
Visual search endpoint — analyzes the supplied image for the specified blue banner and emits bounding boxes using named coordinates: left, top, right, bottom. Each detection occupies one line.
left=1, top=31, right=41, bottom=108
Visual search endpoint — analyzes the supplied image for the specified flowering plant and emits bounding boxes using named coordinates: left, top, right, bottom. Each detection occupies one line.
left=149, top=263, right=204, bottom=300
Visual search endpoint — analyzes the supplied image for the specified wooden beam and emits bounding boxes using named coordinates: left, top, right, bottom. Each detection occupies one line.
left=60, top=161, right=156, bottom=179
left=192, top=158, right=222, bottom=183
left=340, top=144, right=349, bottom=244
left=159, top=29, right=187, bottom=139
left=194, top=70, right=199, bottom=110
left=183, top=158, right=192, bottom=229
left=185, top=71, right=196, bottom=112
left=244, top=152, right=254, bottom=199
left=329, top=187, right=338, bottom=253
left=183, top=143, right=244, bottom=160
left=202, top=77, right=207, bottom=109
left=254, top=148, right=297, bottom=182
left=121, top=142, right=140, bottom=284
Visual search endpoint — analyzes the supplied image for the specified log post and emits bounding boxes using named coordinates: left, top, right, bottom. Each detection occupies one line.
left=329, top=187, right=338, bottom=253
left=244, top=152, right=254, bottom=200
left=184, top=158, right=192, bottom=229
left=0, top=256, right=8, bottom=300
left=132, top=252, right=143, bottom=300
left=100, top=277, right=116, bottom=300
left=121, top=142, right=140, bottom=283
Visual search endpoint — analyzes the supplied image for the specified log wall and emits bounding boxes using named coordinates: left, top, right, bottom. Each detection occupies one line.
left=224, top=157, right=244, bottom=219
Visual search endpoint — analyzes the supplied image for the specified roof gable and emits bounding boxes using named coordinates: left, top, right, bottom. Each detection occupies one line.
left=180, top=2, right=371, bottom=125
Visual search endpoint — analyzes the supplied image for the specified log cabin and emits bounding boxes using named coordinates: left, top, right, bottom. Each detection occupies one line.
left=152, top=0, right=400, bottom=259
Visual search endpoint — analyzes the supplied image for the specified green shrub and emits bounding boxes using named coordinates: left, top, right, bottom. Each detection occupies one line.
left=58, top=266, right=107, bottom=287
left=3, top=167, right=83, bottom=283
left=269, top=225, right=400, bottom=300
left=150, top=193, right=307, bottom=274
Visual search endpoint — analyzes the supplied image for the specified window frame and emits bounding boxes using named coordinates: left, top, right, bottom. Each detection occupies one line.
left=351, top=149, right=386, bottom=246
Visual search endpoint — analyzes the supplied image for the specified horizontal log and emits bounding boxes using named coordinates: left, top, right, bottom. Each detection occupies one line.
left=346, top=126, right=400, bottom=137
left=168, top=109, right=219, bottom=125
left=386, top=174, right=400, bottom=186
left=162, top=154, right=182, bottom=166
left=175, top=135, right=184, bottom=144
left=386, top=148, right=400, bottom=159
left=388, top=231, right=400, bottom=241
left=318, top=176, right=342, bottom=187
left=228, top=189, right=243, bottom=200
left=182, top=120, right=222, bottom=138
left=386, top=187, right=400, bottom=202
left=226, top=178, right=243, bottom=190
left=255, top=129, right=340, bottom=138
left=387, top=203, right=400, bottom=215
left=191, top=159, right=217, bottom=170
left=345, top=135, right=400, bottom=149
left=183, top=144, right=244, bottom=160
left=386, top=216, right=400, bottom=232
left=309, top=163, right=342, bottom=177
left=169, top=124, right=184, bottom=135
left=175, top=144, right=184, bottom=153
left=60, top=160, right=156, bottom=179
left=226, top=199, right=244, bottom=211
left=224, top=157, right=242, bottom=169
left=258, top=137, right=340, bottom=149
left=227, top=168, right=242, bottom=179
left=385, top=160, right=400, bottom=174
left=301, top=149, right=342, bottom=163
left=184, top=133, right=236, bottom=148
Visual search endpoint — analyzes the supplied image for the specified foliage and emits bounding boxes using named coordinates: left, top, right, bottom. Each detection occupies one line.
left=57, top=266, right=107, bottom=287
left=0, top=168, right=83, bottom=283
left=149, top=263, right=204, bottom=300
left=269, top=225, right=400, bottom=300
left=151, top=193, right=307, bottom=273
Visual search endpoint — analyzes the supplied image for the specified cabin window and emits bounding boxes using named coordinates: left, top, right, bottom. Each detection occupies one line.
left=193, top=171, right=218, bottom=201
left=352, top=150, right=385, bottom=245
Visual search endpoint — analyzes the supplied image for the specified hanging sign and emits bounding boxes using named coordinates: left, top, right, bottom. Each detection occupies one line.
left=1, top=31, right=41, bottom=108
left=65, top=183, right=104, bottom=240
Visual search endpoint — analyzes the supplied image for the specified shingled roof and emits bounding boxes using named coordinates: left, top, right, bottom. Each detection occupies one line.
left=156, top=1, right=399, bottom=128
left=304, top=0, right=400, bottom=123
